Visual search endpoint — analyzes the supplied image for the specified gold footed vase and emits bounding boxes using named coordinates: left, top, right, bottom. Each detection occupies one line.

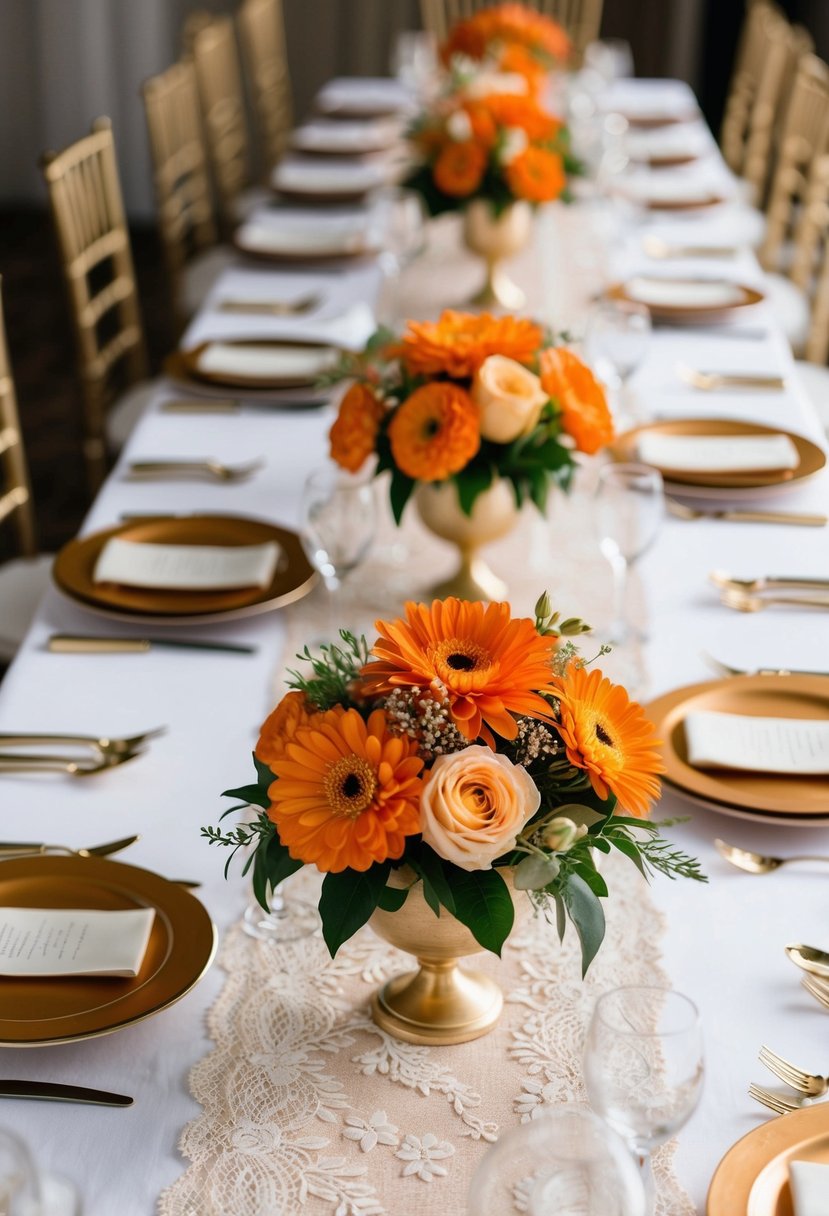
left=369, top=867, right=521, bottom=1045
left=463, top=199, right=532, bottom=311
left=414, top=478, right=519, bottom=602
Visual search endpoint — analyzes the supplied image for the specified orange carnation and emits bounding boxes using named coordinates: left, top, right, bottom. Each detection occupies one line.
left=551, top=662, right=664, bottom=818
left=256, top=691, right=317, bottom=771
left=388, top=382, right=480, bottom=481
left=398, top=309, right=543, bottom=379
left=481, top=93, right=562, bottom=142
left=463, top=101, right=498, bottom=148
left=361, top=597, right=557, bottom=746
left=433, top=139, right=487, bottom=197
left=506, top=146, right=566, bottom=203
left=540, top=348, right=614, bottom=455
left=269, top=707, right=423, bottom=872
left=329, top=382, right=385, bottom=473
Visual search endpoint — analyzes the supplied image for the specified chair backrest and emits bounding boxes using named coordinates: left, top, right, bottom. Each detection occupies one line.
left=237, top=0, right=293, bottom=176
left=191, top=15, right=252, bottom=233
left=791, top=152, right=829, bottom=364
left=420, top=0, right=603, bottom=64
left=720, top=1, right=776, bottom=174
left=142, top=59, right=218, bottom=331
left=0, top=279, right=37, bottom=558
left=760, top=55, right=829, bottom=272
left=41, top=118, right=147, bottom=490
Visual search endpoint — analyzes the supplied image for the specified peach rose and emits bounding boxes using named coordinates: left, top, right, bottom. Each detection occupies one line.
left=472, top=354, right=548, bottom=444
left=420, top=745, right=541, bottom=870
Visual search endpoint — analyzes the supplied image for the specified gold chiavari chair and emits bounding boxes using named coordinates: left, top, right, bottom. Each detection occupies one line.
left=420, top=0, right=603, bottom=65
left=191, top=15, right=268, bottom=234
left=720, top=1, right=777, bottom=176
left=0, top=278, right=52, bottom=663
left=142, top=59, right=235, bottom=333
left=42, top=118, right=154, bottom=491
left=237, top=0, right=293, bottom=178
left=790, top=153, right=829, bottom=435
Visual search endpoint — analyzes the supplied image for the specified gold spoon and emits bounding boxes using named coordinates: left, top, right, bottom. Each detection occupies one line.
left=786, top=944, right=829, bottom=978
left=721, top=589, right=829, bottom=612
left=716, top=840, right=829, bottom=874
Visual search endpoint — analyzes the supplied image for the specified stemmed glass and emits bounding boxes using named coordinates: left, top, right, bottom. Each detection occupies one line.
left=299, top=465, right=377, bottom=641
left=371, top=186, right=428, bottom=323
left=594, top=462, right=664, bottom=645
left=584, top=299, right=652, bottom=425
left=0, top=1128, right=80, bottom=1214
left=390, top=30, right=438, bottom=99
left=242, top=881, right=319, bottom=943
left=583, top=987, right=704, bottom=1215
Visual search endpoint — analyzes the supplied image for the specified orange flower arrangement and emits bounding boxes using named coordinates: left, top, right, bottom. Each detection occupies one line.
left=210, top=592, right=703, bottom=973
left=329, top=382, right=386, bottom=473
left=506, top=146, right=566, bottom=203
left=360, top=597, right=558, bottom=745
left=269, top=707, right=424, bottom=872
left=443, top=3, right=571, bottom=73
left=398, top=310, right=543, bottom=379
left=387, top=382, right=480, bottom=481
left=540, top=347, right=615, bottom=455
left=551, top=663, right=665, bottom=818
left=433, top=139, right=488, bottom=196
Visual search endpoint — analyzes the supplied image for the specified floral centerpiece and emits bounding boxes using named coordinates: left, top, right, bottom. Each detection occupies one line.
left=205, top=594, right=705, bottom=1044
left=442, top=3, right=572, bottom=95
left=327, top=309, right=613, bottom=599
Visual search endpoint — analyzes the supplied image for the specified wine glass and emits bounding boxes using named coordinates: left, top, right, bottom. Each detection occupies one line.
left=584, top=299, right=651, bottom=425
left=584, top=987, right=704, bottom=1215
left=242, top=880, right=319, bottom=944
left=0, top=1128, right=80, bottom=1215
left=391, top=30, right=438, bottom=99
left=371, top=186, right=428, bottom=323
left=467, top=1106, right=647, bottom=1215
left=594, top=462, right=663, bottom=645
left=299, top=465, right=377, bottom=640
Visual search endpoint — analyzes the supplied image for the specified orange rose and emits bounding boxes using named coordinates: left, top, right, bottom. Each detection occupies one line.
left=256, top=691, right=316, bottom=771
left=506, top=146, right=566, bottom=203
left=329, top=382, right=385, bottom=473
left=420, top=745, right=540, bottom=870
left=540, top=348, right=614, bottom=455
left=433, top=139, right=487, bottom=197
left=388, top=382, right=480, bottom=481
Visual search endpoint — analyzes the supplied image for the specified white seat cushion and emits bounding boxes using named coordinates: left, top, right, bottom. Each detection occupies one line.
left=794, top=359, right=829, bottom=437
left=182, top=245, right=239, bottom=317
left=106, top=378, right=162, bottom=452
left=0, top=555, right=53, bottom=662
left=763, top=272, right=811, bottom=353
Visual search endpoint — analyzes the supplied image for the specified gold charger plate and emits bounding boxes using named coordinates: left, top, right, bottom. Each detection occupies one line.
left=612, top=419, right=826, bottom=491
left=707, top=1103, right=829, bottom=1215
left=0, top=856, right=216, bottom=1047
left=53, top=514, right=317, bottom=625
left=232, top=232, right=378, bottom=265
left=645, top=674, right=829, bottom=817
left=166, top=338, right=340, bottom=391
left=607, top=279, right=764, bottom=323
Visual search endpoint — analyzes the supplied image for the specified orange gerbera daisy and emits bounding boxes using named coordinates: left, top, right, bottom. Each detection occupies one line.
left=481, top=94, right=562, bottom=142
left=506, top=146, right=566, bottom=204
left=329, top=382, right=385, bottom=473
left=388, top=382, right=480, bottom=481
left=551, top=663, right=664, bottom=818
left=433, top=139, right=487, bottom=197
left=540, top=348, right=614, bottom=455
left=256, top=691, right=317, bottom=772
left=398, top=310, right=543, bottom=379
left=269, top=707, right=423, bottom=873
left=361, top=598, right=557, bottom=745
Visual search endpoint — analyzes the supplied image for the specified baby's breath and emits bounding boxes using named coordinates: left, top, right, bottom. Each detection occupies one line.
left=384, top=685, right=466, bottom=760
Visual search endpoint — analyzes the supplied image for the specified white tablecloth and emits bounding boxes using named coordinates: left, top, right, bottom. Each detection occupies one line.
left=1, top=77, right=828, bottom=1214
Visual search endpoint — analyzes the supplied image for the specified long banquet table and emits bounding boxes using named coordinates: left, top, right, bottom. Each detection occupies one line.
left=2, top=74, right=828, bottom=1215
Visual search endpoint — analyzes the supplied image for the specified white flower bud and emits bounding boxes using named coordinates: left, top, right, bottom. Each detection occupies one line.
left=540, top=817, right=588, bottom=853
left=499, top=126, right=529, bottom=165
left=446, top=109, right=473, bottom=142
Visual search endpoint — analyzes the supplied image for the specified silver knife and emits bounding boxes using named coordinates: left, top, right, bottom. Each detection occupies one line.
left=48, top=635, right=257, bottom=656
left=0, top=1080, right=133, bottom=1107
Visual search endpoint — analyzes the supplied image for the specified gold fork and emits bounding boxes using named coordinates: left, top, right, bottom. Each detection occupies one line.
left=759, top=1045, right=829, bottom=1096
left=677, top=365, right=785, bottom=391
left=0, top=750, right=145, bottom=776
left=0, top=728, right=165, bottom=761
left=666, top=499, right=828, bottom=527
left=716, top=839, right=829, bottom=874
left=710, top=571, right=829, bottom=593
left=748, top=1082, right=804, bottom=1115
left=802, top=973, right=829, bottom=1009
left=721, top=589, right=829, bottom=612
left=125, top=458, right=264, bottom=483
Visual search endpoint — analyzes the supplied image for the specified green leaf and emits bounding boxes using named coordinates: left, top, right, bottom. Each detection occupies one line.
left=611, top=834, right=649, bottom=879
left=562, top=873, right=606, bottom=977
left=222, top=781, right=270, bottom=810
left=415, top=845, right=457, bottom=916
left=514, top=854, right=561, bottom=890
left=447, top=866, right=514, bottom=955
left=572, top=863, right=608, bottom=899
left=254, top=754, right=275, bottom=791
left=454, top=464, right=493, bottom=516
left=319, top=863, right=390, bottom=956
left=554, top=892, right=567, bottom=943
left=554, top=804, right=608, bottom=830
left=389, top=469, right=415, bottom=524
left=420, top=876, right=441, bottom=917
left=378, top=884, right=409, bottom=912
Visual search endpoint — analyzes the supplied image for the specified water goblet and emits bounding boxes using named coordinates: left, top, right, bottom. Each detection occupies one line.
left=242, top=880, right=319, bottom=944
left=299, top=465, right=377, bottom=641
left=0, top=1128, right=80, bottom=1215
left=584, top=298, right=652, bottom=424
left=594, top=462, right=663, bottom=645
left=583, top=986, right=703, bottom=1215
left=371, top=186, right=428, bottom=323
left=391, top=30, right=438, bottom=99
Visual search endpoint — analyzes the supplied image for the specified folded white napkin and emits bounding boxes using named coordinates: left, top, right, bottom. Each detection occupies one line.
left=292, top=119, right=399, bottom=153
left=317, top=77, right=412, bottom=114
left=627, top=128, right=708, bottom=159
left=197, top=342, right=338, bottom=380
left=0, top=907, right=155, bottom=978
left=625, top=278, right=746, bottom=308
left=790, top=1161, right=829, bottom=1216
left=684, top=711, right=829, bottom=774
left=623, top=177, right=723, bottom=204
left=236, top=221, right=369, bottom=256
left=272, top=160, right=385, bottom=193
left=637, top=432, right=799, bottom=473
left=94, top=538, right=281, bottom=590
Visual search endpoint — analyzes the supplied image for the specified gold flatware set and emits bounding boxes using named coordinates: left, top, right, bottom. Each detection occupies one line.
left=216, top=293, right=322, bottom=315
left=0, top=727, right=165, bottom=776
left=677, top=365, right=786, bottom=391
left=667, top=498, right=827, bottom=527
left=126, top=457, right=264, bottom=483
left=711, top=571, right=829, bottom=612
left=47, top=634, right=256, bottom=656
left=0, top=834, right=139, bottom=859
left=642, top=236, right=740, bottom=259
left=716, top=839, right=829, bottom=874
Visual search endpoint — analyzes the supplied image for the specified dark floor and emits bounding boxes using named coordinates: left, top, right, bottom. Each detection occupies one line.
left=0, top=207, right=171, bottom=558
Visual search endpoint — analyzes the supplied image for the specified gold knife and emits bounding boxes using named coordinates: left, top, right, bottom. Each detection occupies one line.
left=160, top=398, right=240, bottom=414
left=48, top=635, right=257, bottom=656
left=0, top=1080, right=133, bottom=1107
left=705, top=509, right=827, bottom=526
left=0, top=834, right=139, bottom=858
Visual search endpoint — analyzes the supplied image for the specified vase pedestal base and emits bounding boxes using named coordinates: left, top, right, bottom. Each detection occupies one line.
left=469, top=261, right=526, bottom=311
left=426, top=550, right=508, bottom=603
left=371, top=958, right=503, bottom=1045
